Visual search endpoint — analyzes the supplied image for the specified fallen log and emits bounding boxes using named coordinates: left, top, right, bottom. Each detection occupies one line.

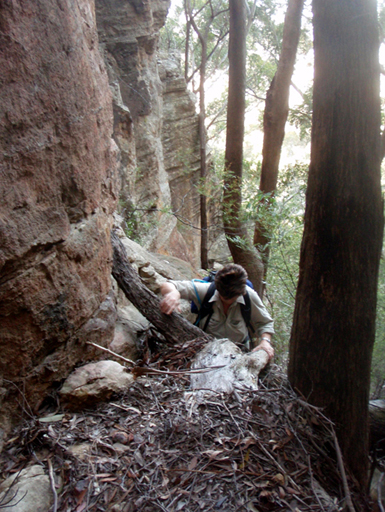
left=190, top=339, right=269, bottom=393
left=111, top=230, right=212, bottom=345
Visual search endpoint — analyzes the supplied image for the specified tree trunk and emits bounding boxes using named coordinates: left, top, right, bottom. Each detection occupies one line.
left=185, top=1, right=215, bottom=270
left=254, top=0, right=304, bottom=281
left=223, top=0, right=265, bottom=296
left=288, top=0, right=383, bottom=488
left=111, top=231, right=212, bottom=345
left=198, top=39, right=208, bottom=269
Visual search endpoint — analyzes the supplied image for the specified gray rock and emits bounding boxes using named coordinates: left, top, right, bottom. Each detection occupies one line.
left=110, top=304, right=147, bottom=361
left=60, top=361, right=134, bottom=408
left=67, top=443, right=93, bottom=461
left=114, top=225, right=197, bottom=281
left=0, top=465, right=53, bottom=512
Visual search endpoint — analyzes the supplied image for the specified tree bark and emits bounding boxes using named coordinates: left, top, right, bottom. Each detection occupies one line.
left=288, top=0, right=383, bottom=488
left=111, top=231, right=212, bottom=345
left=254, top=0, right=304, bottom=280
left=193, top=18, right=209, bottom=270
left=223, top=0, right=265, bottom=296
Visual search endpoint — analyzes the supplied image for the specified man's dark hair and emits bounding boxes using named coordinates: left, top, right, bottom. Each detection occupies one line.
left=214, top=264, right=248, bottom=299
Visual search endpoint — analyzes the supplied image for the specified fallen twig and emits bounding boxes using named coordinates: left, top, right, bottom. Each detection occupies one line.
left=87, top=342, right=224, bottom=377
left=86, top=342, right=135, bottom=365
left=307, top=455, right=326, bottom=512
left=47, top=458, right=58, bottom=512
left=332, top=430, right=356, bottom=512
left=377, top=472, right=385, bottom=512
left=131, top=365, right=226, bottom=377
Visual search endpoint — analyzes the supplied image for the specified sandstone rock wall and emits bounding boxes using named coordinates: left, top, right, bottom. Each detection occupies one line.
left=0, top=0, right=205, bottom=443
left=96, top=0, right=202, bottom=267
left=0, top=0, right=118, bottom=416
left=159, top=55, right=202, bottom=265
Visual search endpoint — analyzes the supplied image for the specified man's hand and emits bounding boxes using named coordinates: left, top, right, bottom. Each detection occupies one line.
left=160, top=282, right=181, bottom=315
left=252, top=338, right=274, bottom=360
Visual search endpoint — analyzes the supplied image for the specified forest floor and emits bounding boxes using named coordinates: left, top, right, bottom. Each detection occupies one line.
left=0, top=337, right=376, bottom=512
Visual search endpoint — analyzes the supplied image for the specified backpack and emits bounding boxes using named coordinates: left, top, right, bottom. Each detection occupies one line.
left=190, top=271, right=217, bottom=315
left=191, top=271, right=255, bottom=338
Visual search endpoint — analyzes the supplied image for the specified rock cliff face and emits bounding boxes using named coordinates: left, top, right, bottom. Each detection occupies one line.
left=0, top=0, right=202, bottom=441
left=96, top=0, right=202, bottom=266
left=159, top=55, right=201, bottom=264
left=0, top=0, right=118, bottom=421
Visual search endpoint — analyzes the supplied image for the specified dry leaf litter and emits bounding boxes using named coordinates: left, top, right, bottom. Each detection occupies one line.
left=0, top=335, right=372, bottom=512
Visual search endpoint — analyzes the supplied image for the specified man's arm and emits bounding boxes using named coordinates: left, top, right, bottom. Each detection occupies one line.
left=252, top=332, right=274, bottom=360
left=160, top=282, right=181, bottom=315
left=248, top=290, right=275, bottom=359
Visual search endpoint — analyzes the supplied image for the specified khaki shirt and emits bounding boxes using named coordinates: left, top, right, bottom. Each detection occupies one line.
left=170, top=280, right=274, bottom=344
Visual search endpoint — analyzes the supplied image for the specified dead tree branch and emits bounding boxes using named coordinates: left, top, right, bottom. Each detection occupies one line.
left=111, top=230, right=212, bottom=346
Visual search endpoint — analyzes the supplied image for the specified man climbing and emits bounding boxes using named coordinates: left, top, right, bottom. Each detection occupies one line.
left=160, top=263, right=274, bottom=359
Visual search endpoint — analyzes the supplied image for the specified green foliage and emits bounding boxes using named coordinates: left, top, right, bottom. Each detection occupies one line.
left=379, top=0, right=385, bottom=41
left=246, top=53, right=276, bottom=105
left=298, top=22, right=312, bottom=55
left=118, top=198, right=141, bottom=243
left=119, top=199, right=161, bottom=244
left=241, top=161, right=307, bottom=362
left=159, top=13, right=186, bottom=53
left=264, top=165, right=307, bottom=361
left=381, top=96, right=385, bottom=127
left=183, top=0, right=230, bottom=84
left=250, top=0, right=286, bottom=57
left=206, top=91, right=228, bottom=141
left=288, top=86, right=313, bottom=142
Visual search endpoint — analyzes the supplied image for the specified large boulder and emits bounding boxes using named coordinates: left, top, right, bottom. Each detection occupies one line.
left=60, top=360, right=134, bottom=408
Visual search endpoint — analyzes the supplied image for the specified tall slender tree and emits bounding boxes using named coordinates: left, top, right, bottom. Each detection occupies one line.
left=288, top=0, right=383, bottom=487
left=186, top=0, right=210, bottom=269
left=254, top=0, right=305, bottom=287
left=223, top=0, right=265, bottom=293
left=185, top=0, right=229, bottom=269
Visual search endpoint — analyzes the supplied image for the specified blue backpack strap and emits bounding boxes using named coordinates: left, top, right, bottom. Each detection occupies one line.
left=191, top=279, right=208, bottom=314
left=191, top=273, right=216, bottom=313
left=192, top=280, right=203, bottom=307
left=194, top=282, right=216, bottom=328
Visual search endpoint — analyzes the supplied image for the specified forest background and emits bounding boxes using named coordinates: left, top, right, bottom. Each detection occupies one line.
left=155, top=0, right=385, bottom=395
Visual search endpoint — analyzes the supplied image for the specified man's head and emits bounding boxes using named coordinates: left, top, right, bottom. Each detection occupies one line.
left=214, top=264, right=248, bottom=300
